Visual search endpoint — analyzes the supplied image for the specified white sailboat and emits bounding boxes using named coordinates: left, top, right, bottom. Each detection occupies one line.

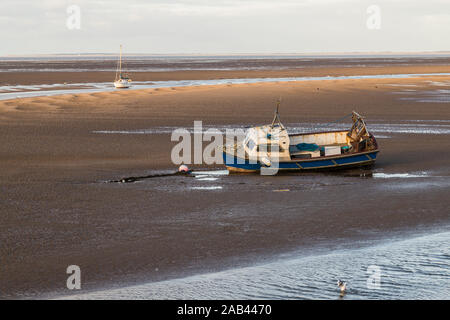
left=114, top=45, right=131, bottom=88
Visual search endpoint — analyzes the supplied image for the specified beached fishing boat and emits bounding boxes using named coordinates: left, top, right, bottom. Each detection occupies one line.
left=114, top=45, right=132, bottom=88
left=223, top=103, right=379, bottom=173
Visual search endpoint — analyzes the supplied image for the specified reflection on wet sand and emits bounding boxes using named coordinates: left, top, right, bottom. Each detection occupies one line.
left=60, top=230, right=450, bottom=300
left=2, top=73, right=450, bottom=101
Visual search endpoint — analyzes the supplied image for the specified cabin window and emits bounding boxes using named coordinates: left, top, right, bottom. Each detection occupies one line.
left=246, top=139, right=256, bottom=150
left=257, top=144, right=283, bottom=152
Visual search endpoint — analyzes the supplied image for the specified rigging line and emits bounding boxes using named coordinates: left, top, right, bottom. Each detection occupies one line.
left=292, top=112, right=353, bottom=134
left=321, top=112, right=353, bottom=127
left=302, top=112, right=353, bottom=132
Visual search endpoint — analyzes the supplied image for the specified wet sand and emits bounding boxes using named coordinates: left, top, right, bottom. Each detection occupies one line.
left=2, top=55, right=450, bottom=86
left=0, top=65, right=450, bottom=298
left=2, top=65, right=450, bottom=86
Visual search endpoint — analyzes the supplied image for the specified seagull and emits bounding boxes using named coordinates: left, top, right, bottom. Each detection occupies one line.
left=337, top=280, right=347, bottom=293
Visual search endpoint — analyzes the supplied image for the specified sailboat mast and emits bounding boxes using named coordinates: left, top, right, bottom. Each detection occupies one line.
left=271, top=97, right=282, bottom=128
left=115, top=45, right=121, bottom=81
left=119, top=44, right=122, bottom=77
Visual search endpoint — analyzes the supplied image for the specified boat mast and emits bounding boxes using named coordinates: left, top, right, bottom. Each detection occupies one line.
left=271, top=97, right=283, bottom=128
left=115, top=45, right=122, bottom=81
left=119, top=44, right=122, bottom=78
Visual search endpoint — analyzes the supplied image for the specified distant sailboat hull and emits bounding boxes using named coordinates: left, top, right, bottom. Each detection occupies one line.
left=114, top=79, right=131, bottom=88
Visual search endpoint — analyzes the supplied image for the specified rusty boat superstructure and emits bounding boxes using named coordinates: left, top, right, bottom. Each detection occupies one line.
left=222, top=105, right=379, bottom=173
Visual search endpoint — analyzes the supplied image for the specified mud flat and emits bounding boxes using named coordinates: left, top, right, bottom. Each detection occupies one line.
left=0, top=67, right=449, bottom=299
left=2, top=55, right=450, bottom=85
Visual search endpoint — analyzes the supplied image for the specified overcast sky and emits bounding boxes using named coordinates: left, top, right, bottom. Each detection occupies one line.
left=1, top=0, right=450, bottom=55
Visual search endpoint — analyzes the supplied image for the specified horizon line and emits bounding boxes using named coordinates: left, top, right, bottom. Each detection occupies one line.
left=2, top=50, right=450, bottom=58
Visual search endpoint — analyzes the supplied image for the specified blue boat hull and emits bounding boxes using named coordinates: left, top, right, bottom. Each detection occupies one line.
left=223, top=150, right=379, bottom=172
